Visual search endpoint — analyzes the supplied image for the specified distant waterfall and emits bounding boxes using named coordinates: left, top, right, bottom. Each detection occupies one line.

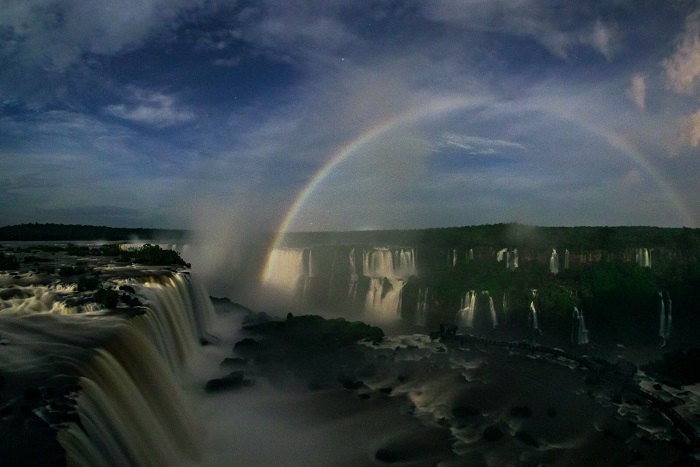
left=448, top=249, right=457, bottom=267
left=486, top=291, right=498, bottom=328
left=362, top=248, right=416, bottom=316
left=458, top=290, right=477, bottom=327
left=416, top=287, right=430, bottom=326
left=347, top=248, right=359, bottom=300
left=659, top=291, right=672, bottom=345
left=636, top=248, right=652, bottom=268
left=265, top=248, right=307, bottom=296
left=550, top=249, right=559, bottom=274
left=498, top=248, right=518, bottom=270
left=564, top=249, right=570, bottom=270
left=571, top=307, right=589, bottom=345
left=529, top=289, right=540, bottom=332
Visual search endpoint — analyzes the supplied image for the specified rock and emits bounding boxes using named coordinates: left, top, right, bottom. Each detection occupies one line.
left=233, top=338, right=260, bottom=353
left=483, top=425, right=504, bottom=442
left=338, top=375, right=364, bottom=390
left=220, top=357, right=248, bottom=368
left=452, top=405, right=480, bottom=418
left=375, top=448, right=398, bottom=463
left=510, top=405, right=532, bottom=418
left=205, top=371, right=247, bottom=393
left=515, top=430, right=539, bottom=448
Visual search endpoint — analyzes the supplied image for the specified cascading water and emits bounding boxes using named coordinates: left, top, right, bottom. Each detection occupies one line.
left=58, top=325, right=202, bottom=466
left=564, top=249, right=570, bottom=270
left=571, top=307, right=589, bottom=345
left=636, top=248, right=652, bottom=268
left=0, top=267, right=215, bottom=467
left=265, top=248, right=307, bottom=296
left=659, top=291, right=672, bottom=346
left=347, top=248, right=359, bottom=300
left=57, top=272, right=215, bottom=465
left=458, top=290, right=477, bottom=328
left=550, top=249, right=559, bottom=274
left=416, top=288, right=430, bottom=326
left=362, top=248, right=416, bottom=317
left=487, top=292, right=498, bottom=328
left=530, top=289, right=540, bottom=333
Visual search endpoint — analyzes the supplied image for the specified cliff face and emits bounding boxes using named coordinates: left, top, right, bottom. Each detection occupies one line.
left=267, top=225, right=700, bottom=346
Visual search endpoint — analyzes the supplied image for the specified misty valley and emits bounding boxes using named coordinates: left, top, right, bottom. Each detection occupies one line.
left=1, top=224, right=700, bottom=466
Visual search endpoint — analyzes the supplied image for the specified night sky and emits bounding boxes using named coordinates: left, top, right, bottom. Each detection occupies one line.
left=2, top=1, right=700, bottom=232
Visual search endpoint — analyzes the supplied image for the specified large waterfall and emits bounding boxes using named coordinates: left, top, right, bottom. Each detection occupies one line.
left=0, top=270, right=216, bottom=466
left=264, top=246, right=417, bottom=318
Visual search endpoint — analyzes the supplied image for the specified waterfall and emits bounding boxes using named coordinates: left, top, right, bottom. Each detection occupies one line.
left=130, top=273, right=215, bottom=372
left=571, top=307, right=589, bottom=345
left=487, top=292, right=498, bottom=328
left=529, top=289, right=540, bottom=332
left=550, top=249, right=559, bottom=274
left=564, top=249, right=570, bottom=270
left=499, top=248, right=518, bottom=270
left=362, top=248, right=416, bottom=316
left=448, top=249, right=457, bottom=267
left=365, top=278, right=404, bottom=316
left=468, top=248, right=474, bottom=261
left=502, top=291, right=509, bottom=326
left=496, top=248, right=507, bottom=262
left=58, top=325, right=202, bottom=466
left=0, top=271, right=218, bottom=466
left=636, top=248, right=651, bottom=268
left=659, top=291, right=672, bottom=344
left=458, top=290, right=477, bottom=328
left=416, top=287, right=430, bottom=326
left=265, top=248, right=306, bottom=296
left=347, top=248, right=359, bottom=300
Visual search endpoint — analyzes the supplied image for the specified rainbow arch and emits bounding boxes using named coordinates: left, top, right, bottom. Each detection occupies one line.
left=261, top=96, right=694, bottom=283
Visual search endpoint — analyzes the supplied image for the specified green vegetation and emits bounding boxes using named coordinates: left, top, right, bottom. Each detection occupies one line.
left=128, top=244, right=190, bottom=268
left=238, top=314, right=384, bottom=388
left=93, top=287, right=119, bottom=309
left=0, top=223, right=186, bottom=241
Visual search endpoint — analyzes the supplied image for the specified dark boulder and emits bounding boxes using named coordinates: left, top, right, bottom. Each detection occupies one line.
left=220, top=357, right=248, bottom=369
left=205, top=371, right=248, bottom=393
left=483, top=425, right=504, bottom=442
left=375, top=448, right=398, bottom=463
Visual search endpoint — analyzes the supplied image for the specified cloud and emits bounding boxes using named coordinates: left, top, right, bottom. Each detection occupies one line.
left=627, top=74, right=646, bottom=110
left=104, top=89, right=196, bottom=127
left=440, top=133, right=526, bottom=155
left=0, top=1, right=207, bottom=69
left=677, top=109, right=700, bottom=148
left=664, top=10, right=700, bottom=94
left=590, top=19, right=615, bottom=61
left=213, top=57, right=242, bottom=67
left=421, top=0, right=618, bottom=60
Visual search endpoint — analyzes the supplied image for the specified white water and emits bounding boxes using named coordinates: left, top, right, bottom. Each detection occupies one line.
left=572, top=307, right=589, bottom=345
left=416, top=287, right=430, bottom=326
left=487, top=292, right=498, bottom=328
left=458, top=290, right=477, bottom=328
left=658, top=292, right=672, bottom=341
left=265, top=248, right=306, bottom=296
left=636, top=248, right=652, bottom=268
left=550, top=249, right=559, bottom=274
left=530, top=289, right=540, bottom=331
left=52, top=271, right=216, bottom=466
